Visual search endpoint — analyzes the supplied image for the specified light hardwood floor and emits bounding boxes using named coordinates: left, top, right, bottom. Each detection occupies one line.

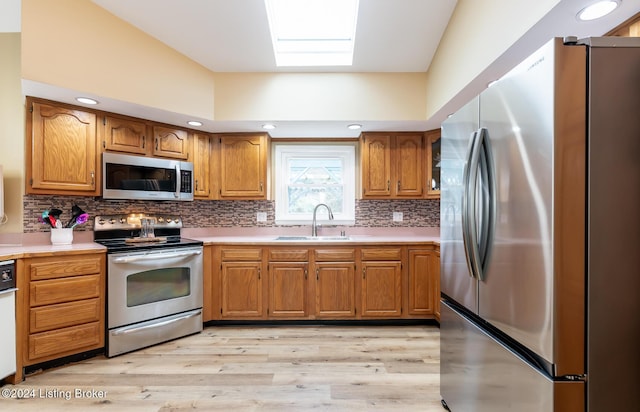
left=1, top=325, right=442, bottom=411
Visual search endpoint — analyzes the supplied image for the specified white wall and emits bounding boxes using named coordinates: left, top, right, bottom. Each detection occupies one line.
left=21, top=0, right=216, bottom=120
left=425, top=0, right=562, bottom=118
left=213, top=72, right=427, bottom=121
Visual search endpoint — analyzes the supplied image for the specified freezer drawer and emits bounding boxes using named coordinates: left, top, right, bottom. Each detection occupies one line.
left=440, top=301, right=583, bottom=411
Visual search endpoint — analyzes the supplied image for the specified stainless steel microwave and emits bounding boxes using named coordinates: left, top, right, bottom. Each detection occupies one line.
left=102, top=152, right=194, bottom=201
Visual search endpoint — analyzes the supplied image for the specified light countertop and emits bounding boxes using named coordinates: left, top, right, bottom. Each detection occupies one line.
left=0, top=227, right=439, bottom=260
left=0, top=231, right=105, bottom=260
left=191, top=234, right=439, bottom=246
left=184, top=227, right=440, bottom=246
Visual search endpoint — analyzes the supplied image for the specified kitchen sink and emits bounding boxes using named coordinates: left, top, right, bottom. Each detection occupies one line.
left=274, top=235, right=351, bottom=241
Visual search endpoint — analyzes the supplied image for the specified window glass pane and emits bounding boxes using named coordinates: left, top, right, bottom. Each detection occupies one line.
left=288, top=158, right=343, bottom=184
left=287, top=186, right=343, bottom=214
left=274, top=144, right=355, bottom=223
left=127, top=268, right=190, bottom=307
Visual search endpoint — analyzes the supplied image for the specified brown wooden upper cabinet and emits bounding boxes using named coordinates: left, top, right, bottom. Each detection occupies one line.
left=191, top=132, right=218, bottom=199
left=102, top=114, right=148, bottom=155
left=102, top=115, right=189, bottom=160
left=360, top=132, right=425, bottom=199
left=26, top=98, right=99, bottom=196
left=219, top=133, right=269, bottom=200
left=152, top=125, right=189, bottom=160
left=425, top=129, right=441, bottom=199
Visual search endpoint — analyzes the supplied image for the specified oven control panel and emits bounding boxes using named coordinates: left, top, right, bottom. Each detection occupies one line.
left=94, top=214, right=183, bottom=231
left=0, top=260, right=15, bottom=291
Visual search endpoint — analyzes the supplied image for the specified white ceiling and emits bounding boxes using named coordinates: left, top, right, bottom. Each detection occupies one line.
left=90, top=0, right=458, bottom=73
left=21, top=0, right=640, bottom=137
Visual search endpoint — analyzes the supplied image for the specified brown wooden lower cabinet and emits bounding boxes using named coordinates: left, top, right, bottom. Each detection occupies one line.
left=29, top=298, right=101, bottom=333
left=407, top=248, right=438, bottom=318
left=208, top=244, right=440, bottom=322
left=313, top=248, right=356, bottom=319
left=220, top=261, right=265, bottom=319
left=360, top=261, right=402, bottom=318
left=28, top=322, right=102, bottom=360
left=218, top=247, right=266, bottom=319
left=268, top=262, right=308, bottom=318
left=15, top=252, right=106, bottom=383
left=314, top=262, right=356, bottom=318
left=359, top=247, right=402, bottom=318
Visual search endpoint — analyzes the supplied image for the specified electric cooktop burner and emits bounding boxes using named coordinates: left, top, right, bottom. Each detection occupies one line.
left=93, top=213, right=202, bottom=253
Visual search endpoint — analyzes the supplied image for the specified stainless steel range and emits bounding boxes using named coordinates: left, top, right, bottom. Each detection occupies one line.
left=94, top=214, right=203, bottom=357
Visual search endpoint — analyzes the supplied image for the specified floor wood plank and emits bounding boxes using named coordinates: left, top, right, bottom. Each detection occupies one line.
left=0, top=325, right=443, bottom=411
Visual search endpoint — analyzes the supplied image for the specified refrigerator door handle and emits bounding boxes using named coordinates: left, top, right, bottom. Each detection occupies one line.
left=466, top=129, right=484, bottom=281
left=462, top=130, right=480, bottom=279
left=475, top=128, right=497, bottom=281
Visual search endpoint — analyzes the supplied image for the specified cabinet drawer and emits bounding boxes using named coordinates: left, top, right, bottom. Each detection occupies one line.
left=30, top=256, right=103, bottom=281
left=268, top=249, right=309, bottom=262
left=30, top=274, right=101, bottom=307
left=221, top=248, right=263, bottom=261
left=361, top=248, right=402, bottom=261
left=28, top=322, right=102, bottom=361
left=314, top=249, right=356, bottom=261
left=30, top=298, right=101, bottom=333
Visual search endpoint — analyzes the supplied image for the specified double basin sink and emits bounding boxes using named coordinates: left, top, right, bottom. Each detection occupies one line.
left=274, top=235, right=351, bottom=241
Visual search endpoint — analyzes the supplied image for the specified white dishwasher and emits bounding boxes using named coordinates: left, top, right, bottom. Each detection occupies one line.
left=0, top=260, right=16, bottom=380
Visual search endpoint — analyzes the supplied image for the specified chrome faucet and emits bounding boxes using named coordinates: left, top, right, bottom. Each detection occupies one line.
left=311, top=203, right=334, bottom=236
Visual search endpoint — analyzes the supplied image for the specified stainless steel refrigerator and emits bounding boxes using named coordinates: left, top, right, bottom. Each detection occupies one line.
left=440, top=37, right=640, bottom=412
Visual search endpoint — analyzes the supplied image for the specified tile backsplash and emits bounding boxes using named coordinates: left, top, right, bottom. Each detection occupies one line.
left=23, top=195, right=439, bottom=233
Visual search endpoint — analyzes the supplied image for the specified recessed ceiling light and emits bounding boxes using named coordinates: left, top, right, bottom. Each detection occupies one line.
left=262, top=124, right=276, bottom=130
left=347, top=124, right=362, bottom=130
left=577, top=0, right=620, bottom=21
left=76, top=97, right=98, bottom=105
left=187, top=120, right=203, bottom=127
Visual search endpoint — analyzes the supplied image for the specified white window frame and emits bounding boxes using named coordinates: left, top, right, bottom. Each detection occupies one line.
left=274, top=143, right=356, bottom=225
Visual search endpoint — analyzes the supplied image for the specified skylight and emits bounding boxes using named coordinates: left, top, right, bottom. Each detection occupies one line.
left=265, top=0, right=359, bottom=67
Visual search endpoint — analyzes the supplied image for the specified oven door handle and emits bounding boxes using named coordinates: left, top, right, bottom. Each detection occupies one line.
left=111, top=309, right=202, bottom=336
left=112, top=249, right=202, bottom=264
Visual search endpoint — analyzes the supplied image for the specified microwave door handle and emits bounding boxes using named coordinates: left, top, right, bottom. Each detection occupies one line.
left=112, top=249, right=202, bottom=264
left=175, top=164, right=181, bottom=199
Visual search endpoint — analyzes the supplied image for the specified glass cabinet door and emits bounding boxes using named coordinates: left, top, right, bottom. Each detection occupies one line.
left=426, top=130, right=441, bottom=198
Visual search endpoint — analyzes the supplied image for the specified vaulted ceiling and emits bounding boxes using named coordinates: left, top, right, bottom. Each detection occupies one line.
left=91, top=0, right=458, bottom=73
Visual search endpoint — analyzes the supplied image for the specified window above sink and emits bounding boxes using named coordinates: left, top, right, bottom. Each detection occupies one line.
left=273, top=143, right=356, bottom=225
